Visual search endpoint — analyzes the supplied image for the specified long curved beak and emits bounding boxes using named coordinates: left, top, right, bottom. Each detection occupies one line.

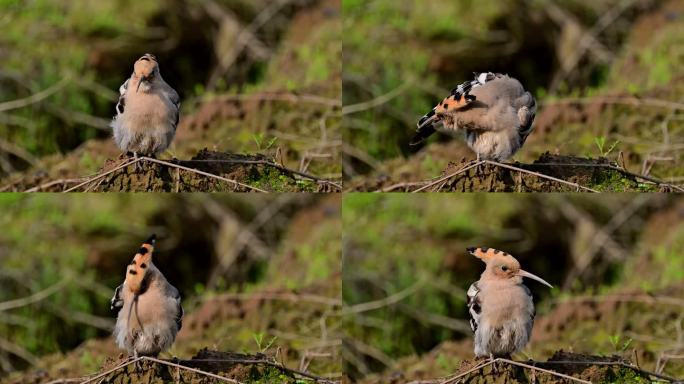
left=517, top=270, right=553, bottom=288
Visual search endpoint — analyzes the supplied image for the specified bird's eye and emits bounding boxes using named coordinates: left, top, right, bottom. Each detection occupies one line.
left=140, top=263, right=147, bottom=269
left=501, top=266, right=508, bottom=271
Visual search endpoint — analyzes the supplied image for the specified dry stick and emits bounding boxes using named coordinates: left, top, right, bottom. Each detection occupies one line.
left=178, top=358, right=339, bottom=383
left=343, top=280, right=424, bottom=315
left=207, top=92, right=341, bottom=108
left=437, top=359, right=495, bottom=384
left=498, top=358, right=592, bottom=384
left=179, top=159, right=342, bottom=189
left=437, top=358, right=591, bottom=384
left=542, top=95, right=684, bottom=111
left=142, top=356, right=244, bottom=384
left=484, top=161, right=600, bottom=192
left=412, top=161, right=485, bottom=193
left=204, top=292, right=341, bottom=307
left=0, top=76, right=71, bottom=112
left=379, top=181, right=429, bottom=192
left=79, top=357, right=143, bottom=384
left=539, top=360, right=679, bottom=382
left=342, top=82, right=411, bottom=115
left=24, top=178, right=86, bottom=193
left=530, top=162, right=684, bottom=192
left=139, top=157, right=268, bottom=193
left=0, top=279, right=68, bottom=311
left=61, top=157, right=140, bottom=193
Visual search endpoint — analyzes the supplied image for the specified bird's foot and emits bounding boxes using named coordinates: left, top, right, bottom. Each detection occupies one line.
left=132, top=152, right=145, bottom=172
left=476, top=154, right=487, bottom=173
left=490, top=353, right=498, bottom=373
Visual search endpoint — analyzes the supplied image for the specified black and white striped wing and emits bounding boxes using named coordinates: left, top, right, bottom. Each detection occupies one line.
left=115, top=79, right=129, bottom=115
left=111, top=284, right=124, bottom=312
left=169, top=88, right=180, bottom=130
left=166, top=284, right=183, bottom=331
left=466, top=282, right=481, bottom=332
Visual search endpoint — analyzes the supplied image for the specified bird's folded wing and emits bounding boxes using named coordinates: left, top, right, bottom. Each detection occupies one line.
left=115, top=79, right=129, bottom=115
left=111, top=284, right=124, bottom=312
left=466, top=282, right=481, bottom=332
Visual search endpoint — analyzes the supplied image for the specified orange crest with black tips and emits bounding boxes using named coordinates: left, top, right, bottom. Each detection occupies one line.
left=467, top=246, right=521, bottom=279
left=125, top=234, right=156, bottom=294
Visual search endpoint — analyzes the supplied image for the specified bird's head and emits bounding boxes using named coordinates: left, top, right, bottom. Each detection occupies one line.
left=467, top=247, right=552, bottom=288
left=125, top=234, right=157, bottom=294
left=133, top=53, right=159, bottom=92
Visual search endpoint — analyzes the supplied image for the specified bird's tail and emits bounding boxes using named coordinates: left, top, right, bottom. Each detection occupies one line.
left=410, top=108, right=439, bottom=146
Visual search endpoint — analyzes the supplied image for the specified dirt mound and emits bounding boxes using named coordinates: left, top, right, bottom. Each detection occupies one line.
left=3, top=149, right=339, bottom=192
left=437, top=352, right=649, bottom=384
left=361, top=352, right=665, bottom=384
left=349, top=153, right=676, bottom=192
left=63, top=349, right=334, bottom=384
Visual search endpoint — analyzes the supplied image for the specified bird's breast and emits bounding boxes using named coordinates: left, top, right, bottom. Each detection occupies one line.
left=478, top=283, right=533, bottom=327
left=123, top=91, right=174, bottom=130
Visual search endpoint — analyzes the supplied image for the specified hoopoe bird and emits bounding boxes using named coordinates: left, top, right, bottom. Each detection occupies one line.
left=412, top=72, right=536, bottom=162
left=466, top=247, right=552, bottom=359
left=110, top=53, right=180, bottom=162
left=111, top=234, right=183, bottom=358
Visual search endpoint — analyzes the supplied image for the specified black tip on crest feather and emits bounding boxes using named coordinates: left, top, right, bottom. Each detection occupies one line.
left=144, top=233, right=156, bottom=246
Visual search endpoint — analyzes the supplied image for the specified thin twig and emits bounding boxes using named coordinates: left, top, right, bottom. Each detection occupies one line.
left=141, top=157, right=268, bottom=192
left=530, top=162, right=684, bottom=192
left=412, top=161, right=485, bottom=193
left=178, top=358, right=340, bottom=383
left=204, top=92, right=341, bottom=108
left=143, top=356, right=244, bottom=383
left=484, top=160, right=599, bottom=192
left=24, top=178, right=87, bottom=193
left=0, top=76, right=71, bottom=112
left=133, top=157, right=259, bottom=192
left=500, top=358, right=592, bottom=383
left=79, top=357, right=143, bottom=384
left=0, top=279, right=68, bottom=311
left=342, top=82, right=411, bottom=115
left=178, top=159, right=342, bottom=188
left=541, top=95, right=684, bottom=111
left=203, top=292, right=342, bottom=307
left=207, top=0, right=293, bottom=90
left=342, top=280, right=424, bottom=315
left=538, top=360, right=679, bottom=382
left=437, top=360, right=495, bottom=384
left=61, top=157, right=140, bottom=192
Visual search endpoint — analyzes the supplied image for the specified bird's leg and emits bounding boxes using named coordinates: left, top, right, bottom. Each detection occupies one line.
left=133, top=350, right=143, bottom=373
left=490, top=353, right=498, bottom=374
left=133, top=151, right=144, bottom=172
left=476, top=153, right=485, bottom=174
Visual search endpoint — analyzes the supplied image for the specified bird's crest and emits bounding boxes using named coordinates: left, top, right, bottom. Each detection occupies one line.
left=125, top=234, right=157, bottom=294
left=467, top=246, right=512, bottom=261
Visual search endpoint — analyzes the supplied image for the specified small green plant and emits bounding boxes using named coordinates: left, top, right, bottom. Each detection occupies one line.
left=253, top=332, right=278, bottom=353
left=594, top=136, right=620, bottom=157
left=608, top=335, right=633, bottom=353
left=252, top=133, right=278, bottom=151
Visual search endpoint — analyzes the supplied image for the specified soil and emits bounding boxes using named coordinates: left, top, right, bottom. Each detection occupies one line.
left=360, top=351, right=653, bottom=384
left=348, top=153, right=669, bottom=192
left=2, top=148, right=338, bottom=192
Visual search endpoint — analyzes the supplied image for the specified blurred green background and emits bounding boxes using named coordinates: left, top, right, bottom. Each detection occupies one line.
left=0, top=0, right=341, bottom=182
left=0, top=194, right=341, bottom=382
left=343, top=193, right=684, bottom=382
left=343, top=0, right=684, bottom=183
